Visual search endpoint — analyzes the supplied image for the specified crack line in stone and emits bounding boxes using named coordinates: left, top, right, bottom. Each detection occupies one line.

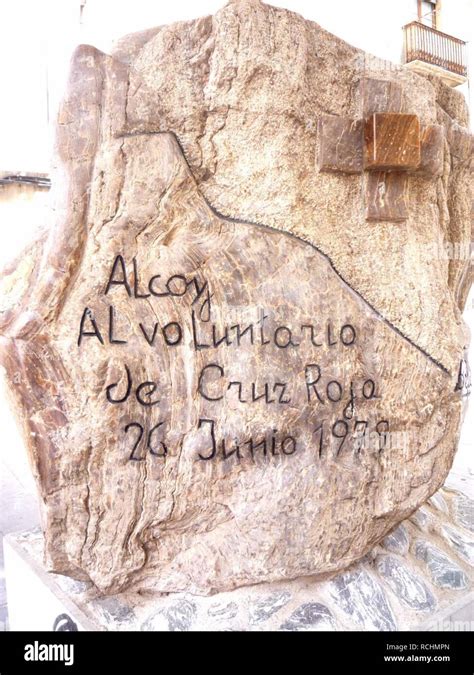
left=117, top=129, right=452, bottom=377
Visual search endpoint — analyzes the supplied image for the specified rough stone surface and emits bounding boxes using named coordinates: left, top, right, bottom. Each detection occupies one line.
left=410, top=506, right=433, bottom=530
left=250, top=592, right=291, bottom=625
left=0, top=0, right=471, bottom=596
left=429, top=491, right=449, bottom=514
left=441, top=526, right=474, bottom=566
left=329, top=569, right=397, bottom=631
left=382, top=524, right=409, bottom=555
left=376, top=555, right=436, bottom=611
left=208, top=601, right=239, bottom=621
left=91, top=597, right=136, bottom=627
left=280, top=602, right=334, bottom=631
left=454, top=494, right=474, bottom=533
left=142, top=599, right=197, bottom=632
left=415, top=541, right=469, bottom=589
left=419, top=124, right=444, bottom=177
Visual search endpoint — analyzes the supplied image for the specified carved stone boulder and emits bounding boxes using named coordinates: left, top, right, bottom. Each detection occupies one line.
left=0, top=0, right=472, bottom=595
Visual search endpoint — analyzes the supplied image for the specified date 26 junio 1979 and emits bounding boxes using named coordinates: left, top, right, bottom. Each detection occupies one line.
left=104, top=363, right=390, bottom=464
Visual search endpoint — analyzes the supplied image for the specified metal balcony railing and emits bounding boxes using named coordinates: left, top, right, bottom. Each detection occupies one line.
left=403, top=21, right=467, bottom=78
left=0, top=174, right=51, bottom=188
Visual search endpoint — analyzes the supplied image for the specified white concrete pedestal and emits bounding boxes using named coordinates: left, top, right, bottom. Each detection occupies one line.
left=4, top=533, right=98, bottom=631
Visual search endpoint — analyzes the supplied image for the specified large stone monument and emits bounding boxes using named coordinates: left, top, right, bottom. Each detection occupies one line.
left=0, top=0, right=472, bottom=599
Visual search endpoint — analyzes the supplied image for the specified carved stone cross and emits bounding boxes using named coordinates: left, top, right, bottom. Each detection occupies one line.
left=317, top=77, right=453, bottom=222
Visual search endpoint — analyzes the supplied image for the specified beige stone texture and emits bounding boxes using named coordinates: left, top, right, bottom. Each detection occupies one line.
left=0, top=0, right=472, bottom=594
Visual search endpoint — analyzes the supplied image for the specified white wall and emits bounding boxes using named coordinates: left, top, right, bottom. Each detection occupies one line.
left=0, top=1, right=80, bottom=173
left=431, top=0, right=473, bottom=110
